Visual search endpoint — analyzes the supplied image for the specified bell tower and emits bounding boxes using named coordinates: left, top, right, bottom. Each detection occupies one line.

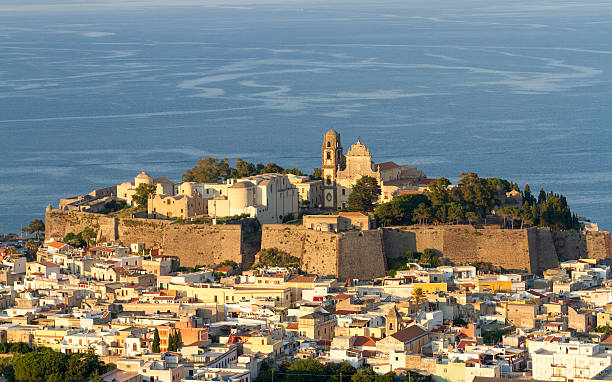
left=322, top=130, right=343, bottom=208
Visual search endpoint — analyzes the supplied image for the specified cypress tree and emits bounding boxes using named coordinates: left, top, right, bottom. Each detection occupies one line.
left=152, top=328, right=160, bottom=353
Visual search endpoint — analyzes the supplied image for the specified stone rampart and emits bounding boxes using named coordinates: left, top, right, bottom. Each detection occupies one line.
left=45, top=209, right=245, bottom=267
left=46, top=210, right=612, bottom=278
left=383, top=225, right=610, bottom=274
left=260, top=225, right=387, bottom=279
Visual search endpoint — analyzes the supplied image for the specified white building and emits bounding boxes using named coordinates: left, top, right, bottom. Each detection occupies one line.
left=531, top=341, right=612, bottom=382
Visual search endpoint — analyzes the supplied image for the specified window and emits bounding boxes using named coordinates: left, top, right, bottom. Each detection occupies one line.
left=342, top=189, right=345, bottom=195
left=326, top=152, right=331, bottom=160
left=327, top=176, right=332, bottom=185
left=327, top=141, right=331, bottom=148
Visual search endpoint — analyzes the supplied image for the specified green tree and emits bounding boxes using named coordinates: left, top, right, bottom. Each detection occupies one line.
left=28, top=219, right=45, bottom=240
left=63, top=232, right=85, bottom=248
left=347, top=176, right=381, bottom=212
left=152, top=329, right=160, bottom=353
left=80, top=227, right=96, bottom=247
left=284, top=358, right=325, bottom=382
left=173, top=331, right=182, bottom=351
left=167, top=332, right=175, bottom=352
left=311, top=168, right=323, bottom=180
left=412, top=203, right=431, bottom=225
left=183, top=157, right=231, bottom=183
left=425, top=177, right=451, bottom=205
left=132, top=183, right=156, bottom=209
left=259, top=163, right=284, bottom=174
left=282, top=168, right=305, bottom=176
left=25, top=239, right=39, bottom=259
left=252, top=248, right=300, bottom=269
left=232, top=159, right=257, bottom=178
left=447, top=202, right=466, bottom=224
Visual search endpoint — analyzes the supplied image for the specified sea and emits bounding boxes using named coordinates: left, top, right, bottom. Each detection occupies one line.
left=1, top=0, right=611, bottom=234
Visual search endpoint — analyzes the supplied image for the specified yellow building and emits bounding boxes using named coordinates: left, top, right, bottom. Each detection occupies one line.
left=148, top=194, right=207, bottom=219
left=298, top=312, right=336, bottom=340
left=33, top=328, right=76, bottom=351
left=475, top=280, right=512, bottom=292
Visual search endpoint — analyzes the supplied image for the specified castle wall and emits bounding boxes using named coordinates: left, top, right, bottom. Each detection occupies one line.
left=45, top=210, right=244, bottom=267
left=526, top=228, right=560, bottom=274
left=384, top=226, right=535, bottom=273
left=337, top=230, right=387, bottom=280
left=260, top=225, right=339, bottom=277
left=586, top=231, right=612, bottom=260
left=259, top=225, right=388, bottom=279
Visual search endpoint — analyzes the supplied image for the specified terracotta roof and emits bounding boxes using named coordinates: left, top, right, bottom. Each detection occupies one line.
left=353, top=336, right=377, bottom=347
left=377, top=161, right=399, bottom=171
left=602, top=334, right=612, bottom=343
left=333, top=294, right=350, bottom=301
left=457, top=339, right=477, bottom=350
left=333, top=310, right=361, bottom=316
left=390, top=325, right=428, bottom=343
left=286, top=322, right=299, bottom=330
left=40, top=262, right=59, bottom=267
left=286, top=275, right=317, bottom=283
left=215, top=266, right=233, bottom=273
left=47, top=241, right=67, bottom=249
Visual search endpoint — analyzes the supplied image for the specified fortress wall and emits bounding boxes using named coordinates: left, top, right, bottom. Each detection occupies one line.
left=260, top=225, right=339, bottom=276
left=551, top=231, right=588, bottom=261
left=337, top=230, right=387, bottom=280
left=46, top=210, right=244, bottom=267
left=526, top=229, right=560, bottom=273
left=45, top=210, right=117, bottom=242
left=384, top=225, right=535, bottom=272
left=586, top=231, right=612, bottom=260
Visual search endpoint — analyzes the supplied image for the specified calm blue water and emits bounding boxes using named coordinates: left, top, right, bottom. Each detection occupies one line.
left=1, top=0, right=611, bottom=233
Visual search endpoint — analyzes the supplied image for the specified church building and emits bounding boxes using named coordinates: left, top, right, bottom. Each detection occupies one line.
left=321, top=130, right=426, bottom=209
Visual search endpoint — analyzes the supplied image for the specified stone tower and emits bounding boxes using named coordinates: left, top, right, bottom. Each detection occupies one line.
left=322, top=130, right=343, bottom=208
left=386, top=304, right=403, bottom=336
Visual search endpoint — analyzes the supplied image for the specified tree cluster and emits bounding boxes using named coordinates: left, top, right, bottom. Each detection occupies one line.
left=375, top=173, right=580, bottom=230
left=182, top=157, right=305, bottom=183
left=167, top=331, right=182, bottom=352
left=0, top=346, right=107, bottom=382
left=252, top=248, right=301, bottom=269
left=63, top=227, right=96, bottom=248
left=386, top=249, right=441, bottom=276
left=256, top=359, right=428, bottom=382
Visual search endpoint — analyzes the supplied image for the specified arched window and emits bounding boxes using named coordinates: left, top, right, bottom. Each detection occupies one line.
left=326, top=152, right=331, bottom=160
left=326, top=176, right=332, bottom=185
left=327, top=141, right=331, bottom=148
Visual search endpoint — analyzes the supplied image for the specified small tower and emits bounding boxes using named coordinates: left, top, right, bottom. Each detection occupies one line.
left=386, top=304, right=403, bottom=336
left=321, top=130, right=343, bottom=208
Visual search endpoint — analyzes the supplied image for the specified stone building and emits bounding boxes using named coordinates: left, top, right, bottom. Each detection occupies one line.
left=320, top=130, right=425, bottom=209
left=286, top=174, right=323, bottom=209
left=148, top=194, right=207, bottom=219
left=117, top=172, right=175, bottom=207
left=206, top=173, right=298, bottom=224
left=302, top=212, right=373, bottom=233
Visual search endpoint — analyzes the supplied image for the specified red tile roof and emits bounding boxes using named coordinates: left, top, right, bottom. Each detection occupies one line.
left=353, top=336, right=377, bottom=347
left=47, top=241, right=67, bottom=249
left=287, top=275, right=317, bottom=283
left=377, top=161, right=399, bottom=171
